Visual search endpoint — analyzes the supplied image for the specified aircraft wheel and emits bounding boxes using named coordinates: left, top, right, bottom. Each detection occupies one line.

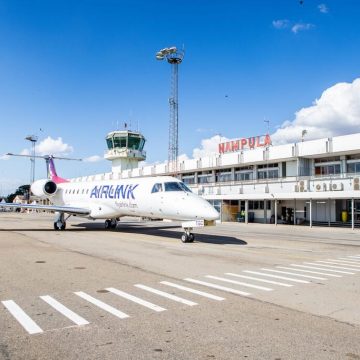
left=188, top=233, right=195, bottom=242
left=54, top=222, right=59, bottom=230
left=105, top=219, right=112, bottom=229
left=110, top=219, right=117, bottom=229
left=60, top=222, right=66, bottom=230
left=181, top=234, right=189, bottom=243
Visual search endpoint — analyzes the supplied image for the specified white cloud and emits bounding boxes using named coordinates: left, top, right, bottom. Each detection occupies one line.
left=318, top=4, right=328, bottom=13
left=271, top=78, right=360, bottom=144
left=291, top=23, right=314, bottom=34
left=192, top=135, right=230, bottom=159
left=83, top=155, right=103, bottom=163
left=20, top=148, right=30, bottom=156
left=272, top=19, right=289, bottom=29
left=0, top=154, right=10, bottom=160
left=22, top=136, right=74, bottom=156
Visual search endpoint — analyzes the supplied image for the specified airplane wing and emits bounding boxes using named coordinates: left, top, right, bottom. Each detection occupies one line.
left=0, top=203, right=91, bottom=216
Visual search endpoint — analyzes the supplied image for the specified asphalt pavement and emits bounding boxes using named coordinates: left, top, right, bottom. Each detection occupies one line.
left=0, top=212, right=360, bottom=360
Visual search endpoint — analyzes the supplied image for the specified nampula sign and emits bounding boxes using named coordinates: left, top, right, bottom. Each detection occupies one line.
left=218, top=134, right=272, bottom=154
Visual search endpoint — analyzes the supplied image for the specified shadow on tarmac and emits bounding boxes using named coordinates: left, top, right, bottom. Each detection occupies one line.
left=0, top=221, right=247, bottom=245
left=74, top=222, right=248, bottom=245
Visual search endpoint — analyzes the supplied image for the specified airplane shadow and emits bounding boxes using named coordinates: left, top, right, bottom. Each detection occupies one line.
left=73, top=222, right=248, bottom=246
left=0, top=221, right=247, bottom=245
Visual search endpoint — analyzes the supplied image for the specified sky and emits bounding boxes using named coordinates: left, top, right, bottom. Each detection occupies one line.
left=1, top=0, right=360, bottom=195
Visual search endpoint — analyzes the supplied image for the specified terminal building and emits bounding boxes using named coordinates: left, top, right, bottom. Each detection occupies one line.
left=72, top=130, right=360, bottom=228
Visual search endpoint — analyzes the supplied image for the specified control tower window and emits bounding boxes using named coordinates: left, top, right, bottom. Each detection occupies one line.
left=106, top=138, right=113, bottom=150
left=113, top=137, right=127, bottom=148
left=128, top=136, right=141, bottom=150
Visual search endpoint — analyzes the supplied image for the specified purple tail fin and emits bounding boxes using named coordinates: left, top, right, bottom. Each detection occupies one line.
left=48, top=157, right=68, bottom=184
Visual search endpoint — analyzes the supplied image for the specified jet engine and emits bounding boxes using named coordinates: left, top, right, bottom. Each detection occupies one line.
left=31, top=179, right=58, bottom=198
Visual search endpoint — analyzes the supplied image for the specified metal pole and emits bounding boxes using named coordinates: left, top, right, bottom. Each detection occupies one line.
left=245, top=200, right=249, bottom=224
left=294, top=199, right=296, bottom=225
left=264, top=200, right=267, bottom=224
left=328, top=199, right=330, bottom=227
left=275, top=200, right=278, bottom=226
left=352, top=198, right=355, bottom=230
left=309, top=200, right=312, bottom=228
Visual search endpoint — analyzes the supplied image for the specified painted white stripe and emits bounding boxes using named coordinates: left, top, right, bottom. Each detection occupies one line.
left=277, top=266, right=342, bottom=278
left=184, top=278, right=251, bottom=296
left=40, top=295, right=89, bottom=326
left=337, top=258, right=360, bottom=264
left=305, top=262, right=360, bottom=272
left=290, top=264, right=354, bottom=274
left=160, top=281, right=225, bottom=301
left=225, top=273, right=293, bottom=287
left=105, top=287, right=166, bottom=312
left=243, top=271, right=309, bottom=283
left=205, top=275, right=273, bottom=291
left=2, top=300, right=43, bottom=334
left=340, top=257, right=360, bottom=262
left=74, top=291, right=129, bottom=319
left=345, top=256, right=360, bottom=260
left=260, top=268, right=327, bottom=280
left=318, top=261, right=360, bottom=269
left=134, top=284, right=197, bottom=306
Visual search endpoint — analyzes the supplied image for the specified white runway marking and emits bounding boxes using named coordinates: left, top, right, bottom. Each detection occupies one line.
left=260, top=268, right=327, bottom=280
left=106, top=287, right=166, bottom=312
left=134, top=284, right=197, bottom=306
left=160, top=281, right=225, bottom=301
left=290, top=264, right=354, bottom=274
left=184, top=278, right=251, bottom=296
left=305, top=262, right=360, bottom=272
left=225, top=273, right=293, bottom=287
left=318, top=261, right=360, bottom=269
left=2, top=300, right=43, bottom=334
left=74, top=291, right=129, bottom=319
left=345, top=256, right=360, bottom=260
left=243, top=271, right=309, bottom=283
left=277, top=266, right=342, bottom=278
left=337, top=258, right=360, bottom=264
left=205, top=275, right=273, bottom=291
left=40, top=295, right=89, bottom=326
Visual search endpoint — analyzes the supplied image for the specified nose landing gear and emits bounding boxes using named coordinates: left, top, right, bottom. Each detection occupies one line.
left=181, top=229, right=195, bottom=243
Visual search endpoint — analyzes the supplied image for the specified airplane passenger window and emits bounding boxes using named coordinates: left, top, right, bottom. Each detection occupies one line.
left=82, top=189, right=84, bottom=194
left=86, top=189, right=89, bottom=194
left=164, top=182, right=184, bottom=192
left=151, top=183, right=163, bottom=193
left=77, top=189, right=79, bottom=194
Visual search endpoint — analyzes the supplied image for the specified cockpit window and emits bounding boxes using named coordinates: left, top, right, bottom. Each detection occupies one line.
left=164, top=182, right=191, bottom=192
left=151, top=183, right=163, bottom=193
left=179, top=182, right=192, bottom=193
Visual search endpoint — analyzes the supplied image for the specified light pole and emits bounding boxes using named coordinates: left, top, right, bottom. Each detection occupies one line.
left=156, top=46, right=184, bottom=174
left=25, top=135, right=38, bottom=184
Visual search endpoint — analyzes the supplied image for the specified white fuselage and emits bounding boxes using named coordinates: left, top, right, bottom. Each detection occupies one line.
left=50, top=176, right=219, bottom=221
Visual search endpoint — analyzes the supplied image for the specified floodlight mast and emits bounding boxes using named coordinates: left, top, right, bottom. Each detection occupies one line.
left=156, top=46, right=184, bottom=174
left=25, top=135, right=38, bottom=184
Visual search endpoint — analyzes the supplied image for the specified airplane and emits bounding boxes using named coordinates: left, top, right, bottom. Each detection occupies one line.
left=0, top=156, right=219, bottom=243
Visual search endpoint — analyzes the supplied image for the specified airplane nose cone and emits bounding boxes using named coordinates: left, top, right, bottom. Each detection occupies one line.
left=204, top=204, right=220, bottom=221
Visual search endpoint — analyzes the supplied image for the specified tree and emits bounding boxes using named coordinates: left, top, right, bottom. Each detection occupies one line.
left=6, top=185, right=30, bottom=203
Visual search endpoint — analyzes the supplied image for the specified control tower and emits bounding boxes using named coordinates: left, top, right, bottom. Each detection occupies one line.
left=105, top=130, right=146, bottom=173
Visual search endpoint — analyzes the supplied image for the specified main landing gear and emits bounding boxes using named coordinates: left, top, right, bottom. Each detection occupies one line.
left=181, top=228, right=195, bottom=243
left=54, top=212, right=66, bottom=230
left=105, top=219, right=117, bottom=229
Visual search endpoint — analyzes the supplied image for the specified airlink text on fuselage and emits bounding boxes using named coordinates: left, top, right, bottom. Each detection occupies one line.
left=89, top=184, right=139, bottom=199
